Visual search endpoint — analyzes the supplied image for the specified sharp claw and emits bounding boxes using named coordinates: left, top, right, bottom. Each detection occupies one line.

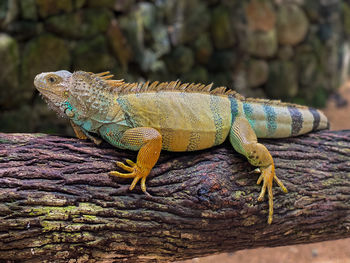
left=268, top=214, right=273, bottom=224
left=268, top=183, right=273, bottom=224
left=109, top=171, right=135, bottom=178
left=111, top=159, right=150, bottom=194
left=126, top=159, right=136, bottom=166
left=257, top=174, right=264, bottom=185
left=116, top=161, right=134, bottom=172
left=141, top=176, right=147, bottom=193
left=274, top=175, right=288, bottom=193
left=116, top=161, right=125, bottom=168
left=256, top=165, right=287, bottom=224
left=258, top=189, right=265, bottom=201
left=258, top=176, right=267, bottom=201
left=129, top=176, right=142, bottom=190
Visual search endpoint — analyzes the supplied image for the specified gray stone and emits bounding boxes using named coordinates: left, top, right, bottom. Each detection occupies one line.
left=343, top=2, right=350, bottom=37
left=118, top=4, right=170, bottom=68
left=296, top=73, right=328, bottom=108
left=0, top=34, right=20, bottom=109
left=193, top=33, right=213, bottom=65
left=265, top=60, right=298, bottom=99
left=318, top=23, right=334, bottom=42
left=245, top=0, right=276, bottom=32
left=208, top=50, right=236, bottom=71
left=277, top=4, right=309, bottom=45
left=165, top=0, right=210, bottom=45
left=119, top=10, right=145, bottom=62
left=86, top=0, right=115, bottom=8
left=151, top=24, right=170, bottom=57
left=243, top=87, right=267, bottom=100
left=277, top=45, right=294, bottom=60
left=295, top=49, right=318, bottom=86
left=21, top=34, right=70, bottom=97
left=0, top=0, right=7, bottom=26
left=309, top=82, right=328, bottom=108
left=209, top=71, right=233, bottom=87
left=114, top=0, right=135, bottom=12
left=75, top=0, right=86, bottom=9
left=36, top=0, right=73, bottom=18
left=5, top=21, right=43, bottom=40
left=138, top=2, right=156, bottom=31
left=107, top=19, right=133, bottom=70
left=148, top=66, right=176, bottom=83
left=182, top=66, right=209, bottom=84
left=210, top=6, right=235, bottom=49
left=246, top=59, right=269, bottom=88
left=20, top=0, right=37, bottom=20
left=46, top=9, right=112, bottom=39
left=149, top=60, right=167, bottom=74
left=166, top=46, right=194, bottom=74
left=0, top=105, right=37, bottom=133
left=0, top=102, right=73, bottom=134
left=241, top=29, right=278, bottom=58
left=139, top=49, right=158, bottom=72
left=0, top=0, right=19, bottom=28
left=72, top=36, right=117, bottom=73
left=304, top=0, right=321, bottom=22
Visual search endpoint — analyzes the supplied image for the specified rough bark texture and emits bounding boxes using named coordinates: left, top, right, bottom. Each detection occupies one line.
left=0, top=131, right=349, bottom=263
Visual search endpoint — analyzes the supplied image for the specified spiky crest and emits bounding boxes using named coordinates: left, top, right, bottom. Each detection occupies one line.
left=87, top=71, right=308, bottom=109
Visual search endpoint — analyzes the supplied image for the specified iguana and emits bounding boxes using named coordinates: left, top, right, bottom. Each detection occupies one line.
left=34, top=70, right=329, bottom=224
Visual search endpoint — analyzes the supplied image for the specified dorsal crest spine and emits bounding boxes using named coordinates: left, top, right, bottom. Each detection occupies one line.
left=86, top=71, right=308, bottom=109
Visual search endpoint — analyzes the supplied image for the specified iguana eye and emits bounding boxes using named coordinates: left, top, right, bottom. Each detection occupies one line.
left=48, top=76, right=56, bottom=83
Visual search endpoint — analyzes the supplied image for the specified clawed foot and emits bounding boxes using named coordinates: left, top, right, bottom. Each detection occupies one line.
left=255, top=165, right=288, bottom=224
left=109, top=159, right=151, bottom=195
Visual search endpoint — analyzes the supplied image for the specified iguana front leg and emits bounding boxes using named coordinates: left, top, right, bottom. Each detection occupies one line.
left=229, top=117, right=288, bottom=224
left=105, top=127, right=162, bottom=194
left=70, top=121, right=88, bottom=140
left=70, top=121, right=102, bottom=145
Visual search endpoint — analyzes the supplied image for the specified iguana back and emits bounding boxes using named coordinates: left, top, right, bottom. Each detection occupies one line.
left=115, top=91, right=231, bottom=151
left=113, top=91, right=328, bottom=151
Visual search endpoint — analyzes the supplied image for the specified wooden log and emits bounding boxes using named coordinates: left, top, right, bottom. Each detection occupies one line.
left=0, top=131, right=349, bottom=262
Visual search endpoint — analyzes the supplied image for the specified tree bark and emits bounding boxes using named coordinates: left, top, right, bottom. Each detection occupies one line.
left=0, top=131, right=349, bottom=263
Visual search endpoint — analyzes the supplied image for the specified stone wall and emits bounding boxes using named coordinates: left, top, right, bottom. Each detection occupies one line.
left=0, top=0, right=346, bottom=134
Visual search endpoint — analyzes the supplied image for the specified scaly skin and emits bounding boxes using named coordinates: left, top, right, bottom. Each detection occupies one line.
left=34, top=70, right=329, bottom=224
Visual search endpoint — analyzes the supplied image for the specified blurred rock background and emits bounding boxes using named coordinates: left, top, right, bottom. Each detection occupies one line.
left=0, top=0, right=348, bottom=134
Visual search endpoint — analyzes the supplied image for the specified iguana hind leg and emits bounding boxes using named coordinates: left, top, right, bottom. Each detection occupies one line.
left=229, top=117, right=288, bottom=224
left=108, top=127, right=162, bottom=194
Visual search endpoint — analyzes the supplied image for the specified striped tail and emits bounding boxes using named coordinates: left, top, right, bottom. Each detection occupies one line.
left=241, top=100, right=329, bottom=139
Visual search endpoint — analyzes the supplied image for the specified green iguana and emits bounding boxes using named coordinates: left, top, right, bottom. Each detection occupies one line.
left=34, top=70, right=329, bottom=224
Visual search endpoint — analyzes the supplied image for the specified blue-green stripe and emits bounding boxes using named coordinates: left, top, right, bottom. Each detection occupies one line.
left=243, top=102, right=255, bottom=128
left=228, top=95, right=239, bottom=123
left=263, top=104, right=277, bottom=136
left=210, top=95, right=223, bottom=145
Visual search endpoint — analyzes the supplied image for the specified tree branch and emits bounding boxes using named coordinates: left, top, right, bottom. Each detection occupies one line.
left=0, top=131, right=349, bottom=262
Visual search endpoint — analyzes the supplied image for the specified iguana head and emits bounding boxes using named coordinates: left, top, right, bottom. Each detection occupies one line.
left=34, top=70, right=73, bottom=118
left=35, top=70, right=121, bottom=127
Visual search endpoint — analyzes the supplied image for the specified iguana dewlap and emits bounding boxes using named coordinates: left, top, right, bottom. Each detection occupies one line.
left=34, top=70, right=329, bottom=224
